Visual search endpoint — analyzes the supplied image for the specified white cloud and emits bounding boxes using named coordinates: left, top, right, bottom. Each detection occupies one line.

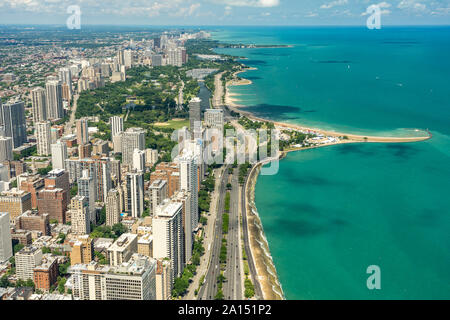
left=211, top=0, right=280, bottom=7
left=320, top=0, right=348, bottom=10
left=361, top=2, right=392, bottom=16
left=397, top=0, right=428, bottom=12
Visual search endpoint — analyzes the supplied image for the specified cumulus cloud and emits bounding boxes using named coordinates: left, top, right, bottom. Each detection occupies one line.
left=397, top=0, right=428, bottom=12
left=320, top=0, right=348, bottom=9
left=211, top=0, right=280, bottom=7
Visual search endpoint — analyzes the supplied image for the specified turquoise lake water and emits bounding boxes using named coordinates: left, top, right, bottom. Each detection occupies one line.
left=213, top=27, right=450, bottom=299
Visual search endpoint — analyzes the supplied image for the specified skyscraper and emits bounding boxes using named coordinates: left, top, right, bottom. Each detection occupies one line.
left=58, top=67, right=73, bottom=101
left=0, top=136, right=13, bottom=162
left=126, top=171, right=144, bottom=218
left=106, top=189, right=121, bottom=227
left=0, top=212, right=13, bottom=263
left=124, top=50, right=133, bottom=68
left=78, top=170, right=96, bottom=224
left=153, top=200, right=184, bottom=280
left=189, top=97, right=201, bottom=133
left=31, top=87, right=47, bottom=122
left=122, top=128, right=146, bottom=167
left=132, top=149, right=146, bottom=172
left=76, top=118, right=89, bottom=145
left=179, top=153, right=199, bottom=233
left=46, top=79, right=64, bottom=120
left=51, top=140, right=68, bottom=170
left=36, top=121, right=51, bottom=156
left=110, top=116, right=123, bottom=137
left=71, top=196, right=90, bottom=235
left=1, top=101, right=27, bottom=148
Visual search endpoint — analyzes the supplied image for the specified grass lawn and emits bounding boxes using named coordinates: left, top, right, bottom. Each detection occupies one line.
left=154, top=118, right=190, bottom=130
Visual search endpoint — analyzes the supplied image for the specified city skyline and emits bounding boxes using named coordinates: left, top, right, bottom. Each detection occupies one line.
left=0, top=0, right=449, bottom=26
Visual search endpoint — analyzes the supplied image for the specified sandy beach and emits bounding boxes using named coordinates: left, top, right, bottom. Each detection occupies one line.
left=224, top=69, right=432, bottom=300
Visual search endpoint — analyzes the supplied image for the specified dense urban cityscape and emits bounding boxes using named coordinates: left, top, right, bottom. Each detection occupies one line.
left=0, top=26, right=302, bottom=301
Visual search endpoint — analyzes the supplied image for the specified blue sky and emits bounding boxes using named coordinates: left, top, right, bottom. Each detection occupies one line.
left=0, top=0, right=449, bottom=25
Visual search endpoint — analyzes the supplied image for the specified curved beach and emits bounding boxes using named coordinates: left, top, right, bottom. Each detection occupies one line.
left=225, top=70, right=432, bottom=300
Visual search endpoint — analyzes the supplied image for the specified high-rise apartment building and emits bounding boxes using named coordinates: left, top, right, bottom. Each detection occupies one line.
left=189, top=97, right=201, bottom=133
left=76, top=118, right=89, bottom=145
left=71, top=196, right=90, bottom=235
left=125, top=171, right=144, bottom=218
left=0, top=189, right=32, bottom=224
left=1, top=101, right=27, bottom=148
left=148, top=179, right=168, bottom=216
left=132, top=149, right=145, bottom=172
left=179, top=153, right=199, bottom=234
left=122, top=128, right=146, bottom=166
left=70, top=254, right=156, bottom=300
left=110, top=116, right=123, bottom=137
left=0, top=212, right=12, bottom=263
left=51, top=140, right=68, bottom=170
left=58, top=67, right=73, bottom=101
left=46, top=79, right=64, bottom=120
left=106, top=189, right=121, bottom=227
left=153, top=200, right=184, bottom=280
left=15, top=246, right=43, bottom=281
left=37, top=186, right=68, bottom=224
left=0, top=136, right=13, bottom=162
left=31, top=87, right=47, bottom=122
left=36, top=121, right=51, bottom=156
left=155, top=259, right=172, bottom=300
left=78, top=169, right=96, bottom=224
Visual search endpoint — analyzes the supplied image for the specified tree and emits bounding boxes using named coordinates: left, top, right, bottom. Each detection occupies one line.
left=112, top=223, right=127, bottom=238
left=0, top=275, right=10, bottom=288
left=13, top=243, right=24, bottom=255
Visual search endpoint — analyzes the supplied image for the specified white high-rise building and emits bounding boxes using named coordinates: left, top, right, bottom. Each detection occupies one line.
left=126, top=172, right=144, bottom=218
left=46, top=79, right=64, bottom=120
left=106, top=189, right=121, bottom=227
left=153, top=200, right=184, bottom=280
left=78, top=169, right=96, bottom=223
left=178, top=153, right=199, bottom=233
left=122, top=128, right=146, bottom=166
left=36, top=121, right=51, bottom=156
left=51, top=140, right=68, bottom=170
left=0, top=136, right=13, bottom=162
left=110, top=116, right=123, bottom=137
left=15, top=246, right=43, bottom=281
left=132, top=149, right=146, bottom=172
left=71, top=196, right=90, bottom=235
left=124, top=50, right=133, bottom=68
left=0, top=212, right=12, bottom=263
left=31, top=87, right=47, bottom=122
left=70, top=254, right=156, bottom=300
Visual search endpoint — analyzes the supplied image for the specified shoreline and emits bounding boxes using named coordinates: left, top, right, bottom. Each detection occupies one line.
left=226, top=68, right=432, bottom=301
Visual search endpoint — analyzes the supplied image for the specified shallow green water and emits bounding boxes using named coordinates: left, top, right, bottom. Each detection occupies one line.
left=213, top=27, right=450, bottom=299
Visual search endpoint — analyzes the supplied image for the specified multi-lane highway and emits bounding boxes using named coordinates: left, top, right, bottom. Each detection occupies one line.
left=223, top=168, right=243, bottom=300
left=198, top=166, right=229, bottom=300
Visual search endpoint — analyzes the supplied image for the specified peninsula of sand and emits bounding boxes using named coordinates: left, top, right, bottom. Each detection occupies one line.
left=216, top=68, right=431, bottom=300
